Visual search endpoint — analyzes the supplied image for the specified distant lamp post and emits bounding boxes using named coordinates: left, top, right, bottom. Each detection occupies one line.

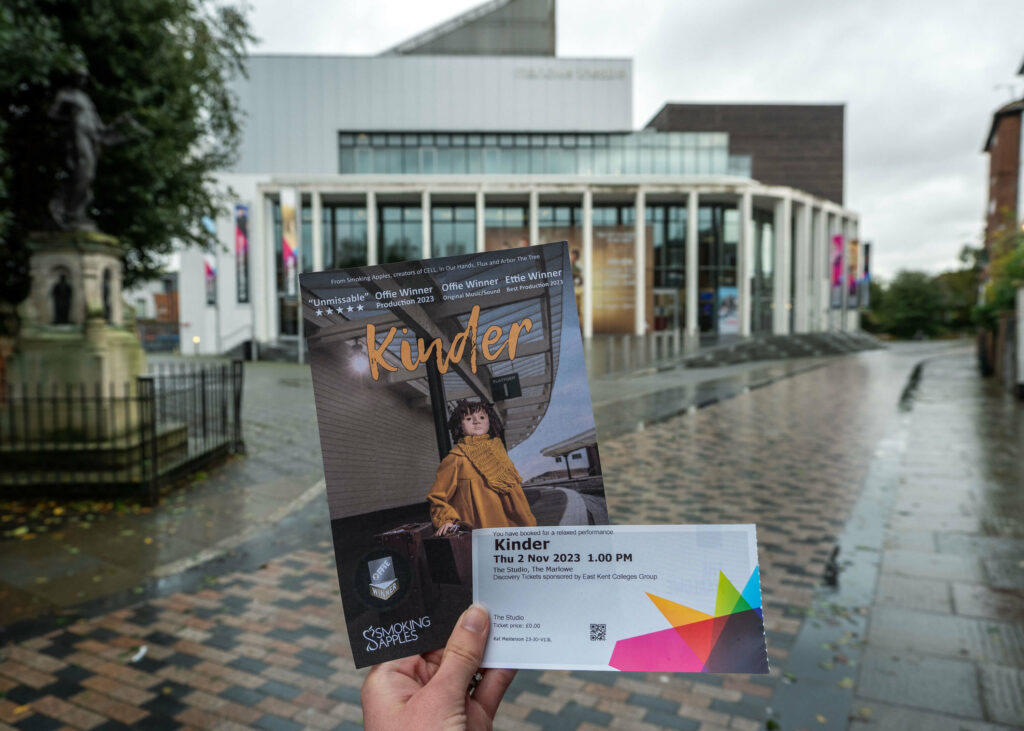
left=192, top=335, right=200, bottom=355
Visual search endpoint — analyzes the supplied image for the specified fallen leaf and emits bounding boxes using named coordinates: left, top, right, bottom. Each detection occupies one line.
left=144, top=537, right=153, bottom=545
left=837, top=677, right=854, bottom=689
left=816, top=714, right=827, bottom=723
left=14, top=705, right=29, bottom=715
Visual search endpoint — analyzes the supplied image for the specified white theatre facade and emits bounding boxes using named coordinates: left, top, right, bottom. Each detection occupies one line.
left=179, top=48, right=861, bottom=355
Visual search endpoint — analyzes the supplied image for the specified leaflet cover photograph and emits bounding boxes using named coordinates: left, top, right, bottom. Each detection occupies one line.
left=300, top=241, right=609, bottom=668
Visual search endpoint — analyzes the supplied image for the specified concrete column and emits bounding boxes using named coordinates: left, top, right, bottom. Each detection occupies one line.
left=686, top=190, right=699, bottom=338
left=793, top=198, right=811, bottom=333
left=634, top=188, right=646, bottom=335
left=366, top=191, right=377, bottom=266
left=738, top=190, right=752, bottom=337
left=475, top=191, right=486, bottom=253
left=772, top=195, right=792, bottom=334
left=262, top=195, right=275, bottom=341
left=819, top=209, right=831, bottom=331
left=421, top=190, right=431, bottom=259
left=529, top=190, right=539, bottom=246
left=311, top=190, right=323, bottom=272
left=811, top=204, right=819, bottom=329
left=582, top=188, right=594, bottom=338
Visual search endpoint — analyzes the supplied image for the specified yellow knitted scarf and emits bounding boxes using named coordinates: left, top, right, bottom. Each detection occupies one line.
left=454, top=435, right=522, bottom=495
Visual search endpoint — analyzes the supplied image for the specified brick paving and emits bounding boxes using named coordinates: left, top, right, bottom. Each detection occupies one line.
left=4, top=344, right=1008, bottom=730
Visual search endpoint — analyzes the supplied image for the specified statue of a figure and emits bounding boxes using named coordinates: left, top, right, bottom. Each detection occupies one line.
left=48, top=70, right=141, bottom=231
left=51, top=273, right=73, bottom=324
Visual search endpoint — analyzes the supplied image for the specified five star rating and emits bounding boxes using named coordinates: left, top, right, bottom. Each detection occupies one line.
left=314, top=304, right=365, bottom=317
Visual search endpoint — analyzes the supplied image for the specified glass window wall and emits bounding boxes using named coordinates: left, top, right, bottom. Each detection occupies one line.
left=751, top=209, right=775, bottom=334
left=431, top=205, right=476, bottom=258
left=484, top=206, right=529, bottom=251
left=325, top=206, right=367, bottom=269
left=378, top=205, right=422, bottom=264
left=337, top=131, right=743, bottom=177
left=694, top=205, right=739, bottom=334
left=646, top=205, right=688, bottom=331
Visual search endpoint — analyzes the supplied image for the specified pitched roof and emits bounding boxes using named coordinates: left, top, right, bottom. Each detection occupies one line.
left=984, top=99, right=1024, bottom=152
left=381, top=0, right=555, bottom=56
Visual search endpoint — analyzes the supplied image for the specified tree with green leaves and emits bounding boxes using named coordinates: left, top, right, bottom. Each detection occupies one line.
left=0, top=0, right=253, bottom=336
left=876, top=270, right=946, bottom=338
left=977, top=222, right=1024, bottom=331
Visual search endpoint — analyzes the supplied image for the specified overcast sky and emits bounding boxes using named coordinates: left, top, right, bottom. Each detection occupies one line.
left=247, top=0, right=1024, bottom=282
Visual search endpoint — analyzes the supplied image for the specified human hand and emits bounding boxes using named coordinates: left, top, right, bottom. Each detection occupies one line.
left=361, top=604, right=516, bottom=731
left=436, top=521, right=459, bottom=536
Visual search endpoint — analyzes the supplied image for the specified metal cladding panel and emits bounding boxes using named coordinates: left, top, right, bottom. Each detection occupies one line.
left=231, top=55, right=633, bottom=174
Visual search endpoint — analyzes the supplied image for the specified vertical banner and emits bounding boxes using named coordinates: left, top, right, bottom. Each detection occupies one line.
left=235, top=203, right=249, bottom=303
left=717, top=285, right=738, bottom=334
left=281, top=188, right=298, bottom=297
left=861, top=243, right=871, bottom=308
left=592, top=225, right=654, bottom=334
left=830, top=234, right=843, bottom=309
left=204, top=253, right=217, bottom=305
left=846, top=239, right=860, bottom=308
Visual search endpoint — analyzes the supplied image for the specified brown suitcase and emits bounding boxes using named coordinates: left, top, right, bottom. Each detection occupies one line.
left=375, top=522, right=436, bottom=606
left=423, top=531, right=473, bottom=585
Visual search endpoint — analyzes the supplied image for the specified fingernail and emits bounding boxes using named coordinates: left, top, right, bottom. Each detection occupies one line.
left=462, top=604, right=488, bottom=633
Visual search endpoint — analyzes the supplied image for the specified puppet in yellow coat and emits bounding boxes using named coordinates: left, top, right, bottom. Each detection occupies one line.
left=428, top=399, right=537, bottom=535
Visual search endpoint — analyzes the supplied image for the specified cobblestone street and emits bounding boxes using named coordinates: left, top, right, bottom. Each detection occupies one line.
left=2, top=343, right=1021, bottom=730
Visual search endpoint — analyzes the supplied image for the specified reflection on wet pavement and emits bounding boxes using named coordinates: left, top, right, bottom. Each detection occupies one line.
left=3, top=340, right=1022, bottom=730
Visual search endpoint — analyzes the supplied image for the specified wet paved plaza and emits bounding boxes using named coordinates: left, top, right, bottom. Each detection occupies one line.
left=1, top=342, right=1022, bottom=729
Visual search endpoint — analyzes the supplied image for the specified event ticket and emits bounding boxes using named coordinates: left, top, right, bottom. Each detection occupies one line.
left=473, top=525, right=769, bottom=672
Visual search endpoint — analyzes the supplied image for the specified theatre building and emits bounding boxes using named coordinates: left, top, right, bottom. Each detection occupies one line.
left=179, top=0, right=862, bottom=356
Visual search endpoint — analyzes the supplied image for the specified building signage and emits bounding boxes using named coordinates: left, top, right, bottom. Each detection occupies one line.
left=830, top=234, right=843, bottom=309
left=281, top=188, right=298, bottom=298
left=204, top=253, right=217, bottom=306
left=861, top=243, right=871, bottom=308
left=592, top=227, right=654, bottom=334
left=846, top=239, right=860, bottom=308
left=491, top=373, right=522, bottom=401
left=514, top=66, right=627, bottom=81
left=717, top=286, right=738, bottom=334
left=235, top=203, right=249, bottom=303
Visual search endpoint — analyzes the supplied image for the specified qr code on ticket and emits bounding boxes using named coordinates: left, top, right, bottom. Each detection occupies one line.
left=589, top=623, right=606, bottom=641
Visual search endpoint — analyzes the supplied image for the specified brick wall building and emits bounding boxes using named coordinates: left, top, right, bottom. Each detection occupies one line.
left=983, top=100, right=1023, bottom=251
left=645, top=103, right=845, bottom=204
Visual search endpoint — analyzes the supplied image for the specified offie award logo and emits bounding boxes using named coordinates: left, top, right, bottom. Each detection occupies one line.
left=368, top=556, right=398, bottom=600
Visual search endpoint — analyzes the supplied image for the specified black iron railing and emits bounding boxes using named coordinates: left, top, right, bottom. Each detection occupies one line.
left=0, top=361, right=244, bottom=504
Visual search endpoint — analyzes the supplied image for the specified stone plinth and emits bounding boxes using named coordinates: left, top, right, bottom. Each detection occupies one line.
left=4, top=230, right=147, bottom=440
left=23, top=230, right=125, bottom=327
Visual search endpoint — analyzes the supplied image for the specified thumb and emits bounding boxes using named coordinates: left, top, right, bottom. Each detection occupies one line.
left=430, top=604, right=490, bottom=697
